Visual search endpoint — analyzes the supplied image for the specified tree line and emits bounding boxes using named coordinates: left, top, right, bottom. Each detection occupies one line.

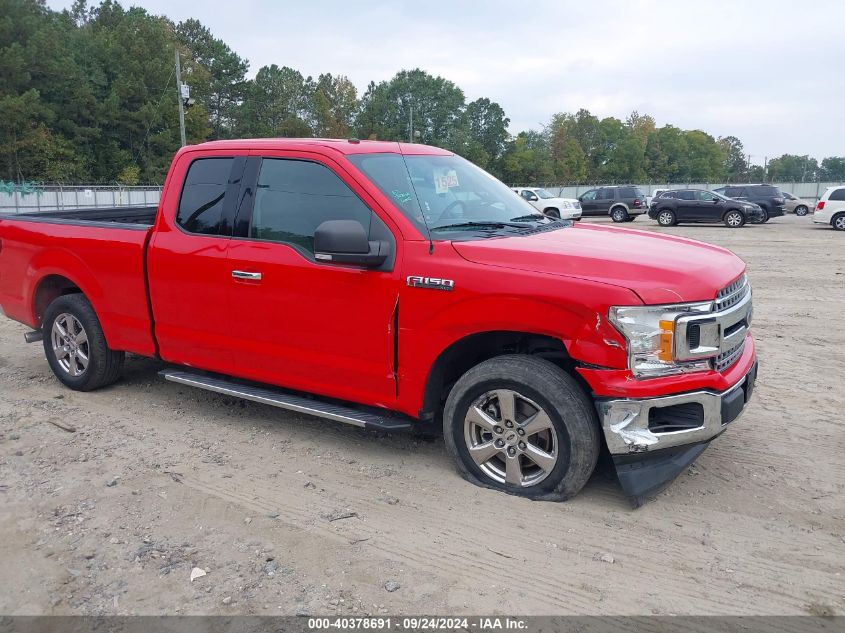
left=2, top=0, right=843, bottom=185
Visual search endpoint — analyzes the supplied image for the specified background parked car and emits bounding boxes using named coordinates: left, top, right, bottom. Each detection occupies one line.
left=511, top=187, right=582, bottom=220
left=813, top=185, right=845, bottom=231
left=645, top=188, right=669, bottom=208
left=782, top=191, right=813, bottom=216
left=648, top=188, right=764, bottom=227
left=577, top=185, right=647, bottom=222
left=712, top=184, right=786, bottom=222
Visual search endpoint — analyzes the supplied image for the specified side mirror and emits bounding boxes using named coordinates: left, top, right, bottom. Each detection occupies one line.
left=713, top=198, right=719, bottom=203
left=314, top=219, right=389, bottom=268
left=528, top=194, right=538, bottom=202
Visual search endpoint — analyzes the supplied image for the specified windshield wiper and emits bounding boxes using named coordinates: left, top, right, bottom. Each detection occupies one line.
left=432, top=221, right=531, bottom=231
left=508, top=214, right=548, bottom=222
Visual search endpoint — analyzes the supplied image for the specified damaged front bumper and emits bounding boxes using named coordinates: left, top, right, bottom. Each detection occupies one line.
left=596, top=361, right=757, bottom=506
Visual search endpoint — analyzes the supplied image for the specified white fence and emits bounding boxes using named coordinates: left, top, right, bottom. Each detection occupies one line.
left=0, top=185, right=162, bottom=213
left=531, top=182, right=845, bottom=201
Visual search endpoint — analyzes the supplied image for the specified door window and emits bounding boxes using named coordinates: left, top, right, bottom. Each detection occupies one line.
left=177, top=158, right=234, bottom=235
left=698, top=191, right=720, bottom=202
left=677, top=190, right=696, bottom=201
left=580, top=189, right=598, bottom=201
left=725, top=187, right=746, bottom=198
left=250, top=159, right=373, bottom=254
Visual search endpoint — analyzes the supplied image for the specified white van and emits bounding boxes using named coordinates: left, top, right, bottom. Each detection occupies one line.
left=813, top=186, right=845, bottom=231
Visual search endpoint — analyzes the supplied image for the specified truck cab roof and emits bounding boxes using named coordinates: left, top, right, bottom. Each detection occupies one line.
left=188, top=138, right=453, bottom=157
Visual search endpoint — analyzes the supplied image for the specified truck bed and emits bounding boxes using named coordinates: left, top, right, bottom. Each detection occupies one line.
left=8, top=206, right=158, bottom=227
left=0, top=207, right=158, bottom=357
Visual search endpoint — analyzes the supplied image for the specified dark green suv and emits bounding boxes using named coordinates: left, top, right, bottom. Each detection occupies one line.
left=577, top=186, right=648, bottom=222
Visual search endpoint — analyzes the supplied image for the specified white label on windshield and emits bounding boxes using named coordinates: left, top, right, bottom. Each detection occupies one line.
left=434, top=169, right=459, bottom=194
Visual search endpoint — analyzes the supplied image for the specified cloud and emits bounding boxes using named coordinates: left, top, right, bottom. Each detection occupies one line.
left=47, top=0, right=845, bottom=160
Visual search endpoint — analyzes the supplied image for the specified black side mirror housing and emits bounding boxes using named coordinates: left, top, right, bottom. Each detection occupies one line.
left=314, top=219, right=389, bottom=268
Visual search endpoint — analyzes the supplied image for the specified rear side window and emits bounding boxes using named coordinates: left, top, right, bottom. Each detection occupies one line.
left=619, top=187, right=636, bottom=197
left=598, top=187, right=615, bottom=199
left=750, top=185, right=780, bottom=196
left=677, top=190, right=696, bottom=201
left=830, top=188, right=845, bottom=201
left=250, top=159, right=372, bottom=254
left=177, top=158, right=234, bottom=235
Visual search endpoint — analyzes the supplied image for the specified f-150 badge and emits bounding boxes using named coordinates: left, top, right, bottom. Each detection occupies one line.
left=406, top=276, right=455, bottom=291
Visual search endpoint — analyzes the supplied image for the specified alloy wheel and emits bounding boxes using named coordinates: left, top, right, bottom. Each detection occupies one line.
left=464, top=389, right=558, bottom=487
left=51, top=313, right=90, bottom=377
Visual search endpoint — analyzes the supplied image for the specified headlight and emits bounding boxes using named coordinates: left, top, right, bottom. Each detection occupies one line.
left=561, top=201, right=572, bottom=209
left=609, top=303, right=713, bottom=378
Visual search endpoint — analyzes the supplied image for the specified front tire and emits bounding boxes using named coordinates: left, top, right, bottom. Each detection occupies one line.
left=544, top=208, right=560, bottom=219
left=795, top=205, right=809, bottom=216
left=657, top=210, right=676, bottom=226
left=724, top=210, right=745, bottom=228
left=42, top=294, right=125, bottom=391
left=610, top=207, right=629, bottom=223
left=443, top=355, right=600, bottom=501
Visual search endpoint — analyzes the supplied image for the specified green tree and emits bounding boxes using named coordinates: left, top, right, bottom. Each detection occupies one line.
left=766, top=154, right=818, bottom=182
left=311, top=73, right=358, bottom=138
left=718, top=135, right=748, bottom=182
left=499, top=131, right=554, bottom=184
left=356, top=69, right=465, bottom=149
left=238, top=65, right=314, bottom=137
left=176, top=18, right=248, bottom=140
left=819, top=156, right=845, bottom=181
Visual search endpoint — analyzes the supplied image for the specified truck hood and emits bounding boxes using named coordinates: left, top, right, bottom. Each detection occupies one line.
left=451, top=223, right=746, bottom=304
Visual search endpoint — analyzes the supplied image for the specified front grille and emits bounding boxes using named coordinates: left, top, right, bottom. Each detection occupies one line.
left=715, top=274, right=749, bottom=311
left=715, top=340, right=745, bottom=372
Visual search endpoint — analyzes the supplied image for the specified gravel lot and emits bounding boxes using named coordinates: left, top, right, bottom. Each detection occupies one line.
left=0, top=214, right=842, bottom=616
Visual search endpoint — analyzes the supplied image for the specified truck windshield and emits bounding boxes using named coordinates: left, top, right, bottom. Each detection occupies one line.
left=348, top=153, right=547, bottom=237
left=534, top=188, right=555, bottom=199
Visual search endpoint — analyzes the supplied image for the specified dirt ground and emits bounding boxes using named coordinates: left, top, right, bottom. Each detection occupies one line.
left=0, top=214, right=842, bottom=616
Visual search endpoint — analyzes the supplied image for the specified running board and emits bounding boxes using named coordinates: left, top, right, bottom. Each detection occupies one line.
left=159, top=369, right=414, bottom=432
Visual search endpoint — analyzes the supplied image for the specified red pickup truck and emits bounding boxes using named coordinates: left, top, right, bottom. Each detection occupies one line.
left=0, top=139, right=757, bottom=505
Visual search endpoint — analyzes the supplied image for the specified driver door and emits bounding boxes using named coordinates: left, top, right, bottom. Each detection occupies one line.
left=224, top=151, right=403, bottom=406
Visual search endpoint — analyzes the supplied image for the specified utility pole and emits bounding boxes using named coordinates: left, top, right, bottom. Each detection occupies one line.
left=409, top=102, right=414, bottom=143
left=175, top=50, right=187, bottom=147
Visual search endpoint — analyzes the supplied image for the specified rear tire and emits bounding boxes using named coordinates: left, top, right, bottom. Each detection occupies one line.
left=42, top=294, right=124, bottom=391
left=610, top=206, right=629, bottom=223
left=833, top=213, right=845, bottom=231
left=443, top=355, right=600, bottom=501
left=724, top=210, right=745, bottom=228
left=795, top=205, right=809, bottom=216
left=657, top=210, right=676, bottom=226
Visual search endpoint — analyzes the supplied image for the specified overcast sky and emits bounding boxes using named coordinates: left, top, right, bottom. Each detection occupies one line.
left=48, top=0, right=844, bottom=162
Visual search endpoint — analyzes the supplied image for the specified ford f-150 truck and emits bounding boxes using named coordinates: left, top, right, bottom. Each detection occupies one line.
left=0, top=139, right=757, bottom=505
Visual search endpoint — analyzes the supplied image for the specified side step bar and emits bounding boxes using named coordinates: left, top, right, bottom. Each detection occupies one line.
left=159, top=369, right=414, bottom=432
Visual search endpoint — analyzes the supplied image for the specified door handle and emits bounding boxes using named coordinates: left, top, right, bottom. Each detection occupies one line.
left=232, top=270, right=262, bottom=281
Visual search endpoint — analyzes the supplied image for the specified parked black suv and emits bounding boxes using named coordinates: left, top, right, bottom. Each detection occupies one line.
left=712, top=184, right=785, bottom=222
left=578, top=185, right=647, bottom=222
left=648, top=189, right=765, bottom=228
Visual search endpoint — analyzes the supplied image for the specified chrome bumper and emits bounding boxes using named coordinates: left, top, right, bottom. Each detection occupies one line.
left=596, top=362, right=757, bottom=455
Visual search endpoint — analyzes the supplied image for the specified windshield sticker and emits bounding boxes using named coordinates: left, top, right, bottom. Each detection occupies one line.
left=434, top=169, right=459, bottom=194
left=391, top=190, right=413, bottom=205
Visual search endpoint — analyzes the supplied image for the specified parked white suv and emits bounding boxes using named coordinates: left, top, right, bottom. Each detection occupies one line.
left=512, top=187, right=582, bottom=220
left=813, top=186, right=845, bottom=231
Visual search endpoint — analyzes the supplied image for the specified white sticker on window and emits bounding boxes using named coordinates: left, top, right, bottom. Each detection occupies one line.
left=434, top=169, right=459, bottom=194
